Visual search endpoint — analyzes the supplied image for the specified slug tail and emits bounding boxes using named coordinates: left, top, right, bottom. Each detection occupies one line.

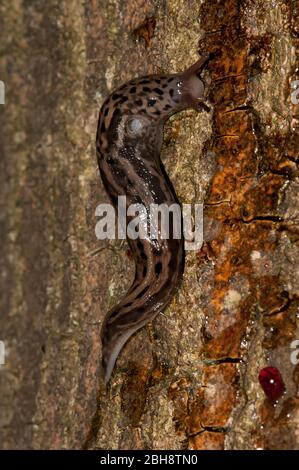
left=101, top=328, right=135, bottom=385
left=101, top=309, right=157, bottom=385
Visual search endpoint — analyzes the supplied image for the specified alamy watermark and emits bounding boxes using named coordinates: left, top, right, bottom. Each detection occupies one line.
left=0, top=341, right=5, bottom=365
left=290, top=339, right=299, bottom=365
left=291, top=80, right=299, bottom=105
left=95, top=196, right=203, bottom=251
left=0, top=80, right=5, bottom=105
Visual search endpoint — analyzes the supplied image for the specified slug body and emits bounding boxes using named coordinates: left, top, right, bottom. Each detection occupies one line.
left=96, top=54, right=211, bottom=383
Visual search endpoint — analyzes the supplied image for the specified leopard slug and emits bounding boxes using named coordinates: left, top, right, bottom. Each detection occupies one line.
left=96, top=53, right=211, bottom=383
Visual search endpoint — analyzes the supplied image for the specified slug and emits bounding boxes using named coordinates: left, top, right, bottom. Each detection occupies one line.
left=96, top=53, right=211, bottom=383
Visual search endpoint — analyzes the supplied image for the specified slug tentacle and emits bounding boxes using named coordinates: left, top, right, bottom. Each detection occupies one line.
left=96, top=54, right=211, bottom=384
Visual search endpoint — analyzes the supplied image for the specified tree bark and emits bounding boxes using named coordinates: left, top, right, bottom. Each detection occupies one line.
left=0, top=0, right=298, bottom=450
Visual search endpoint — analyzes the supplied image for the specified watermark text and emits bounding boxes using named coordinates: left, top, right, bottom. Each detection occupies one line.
left=95, top=197, right=203, bottom=251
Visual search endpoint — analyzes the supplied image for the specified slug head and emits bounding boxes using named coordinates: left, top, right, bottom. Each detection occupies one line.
left=97, top=53, right=211, bottom=153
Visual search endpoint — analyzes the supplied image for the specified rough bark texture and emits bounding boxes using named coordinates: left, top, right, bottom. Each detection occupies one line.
left=0, top=0, right=298, bottom=450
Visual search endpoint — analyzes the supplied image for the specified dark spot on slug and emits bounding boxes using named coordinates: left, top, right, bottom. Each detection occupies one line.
left=134, top=195, right=143, bottom=206
left=104, top=107, right=109, bottom=116
left=147, top=175, right=168, bottom=204
left=112, top=93, right=121, bottom=100
left=155, top=262, right=162, bottom=275
left=106, top=109, right=121, bottom=145
left=142, top=266, right=147, bottom=277
left=153, top=88, right=163, bottom=95
left=162, top=84, right=167, bottom=89
left=113, top=166, right=127, bottom=181
left=119, top=308, right=143, bottom=324
left=163, top=104, right=171, bottom=110
left=129, top=86, right=136, bottom=94
left=140, top=251, right=147, bottom=261
left=148, top=98, right=156, bottom=107
left=108, top=309, right=119, bottom=320
left=119, top=96, right=128, bottom=104
left=143, top=86, right=151, bottom=92
left=169, top=89, right=174, bottom=97
left=168, top=250, right=179, bottom=271
left=110, top=194, right=118, bottom=206
left=101, top=122, right=106, bottom=133
left=137, top=240, right=144, bottom=251
left=135, top=286, right=149, bottom=299
left=154, top=79, right=161, bottom=84
left=136, top=99, right=143, bottom=106
left=167, top=77, right=175, bottom=83
left=140, top=79, right=150, bottom=84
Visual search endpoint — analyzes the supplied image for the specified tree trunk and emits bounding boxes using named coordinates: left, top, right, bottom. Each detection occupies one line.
left=0, top=0, right=298, bottom=450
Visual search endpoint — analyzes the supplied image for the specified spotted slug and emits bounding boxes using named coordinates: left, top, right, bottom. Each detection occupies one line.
left=96, top=53, right=211, bottom=383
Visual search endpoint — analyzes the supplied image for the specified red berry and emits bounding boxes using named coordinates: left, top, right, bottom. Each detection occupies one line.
left=258, top=366, right=285, bottom=401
